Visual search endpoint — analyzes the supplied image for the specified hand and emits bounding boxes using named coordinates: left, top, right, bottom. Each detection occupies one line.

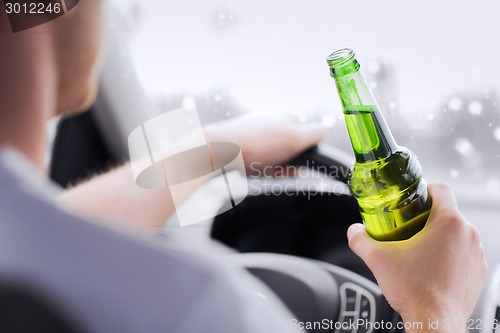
left=204, top=113, right=324, bottom=174
left=347, top=184, right=488, bottom=332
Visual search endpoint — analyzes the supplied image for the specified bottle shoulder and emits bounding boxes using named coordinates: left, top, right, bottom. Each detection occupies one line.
left=352, top=146, right=417, bottom=169
left=349, top=146, right=424, bottom=193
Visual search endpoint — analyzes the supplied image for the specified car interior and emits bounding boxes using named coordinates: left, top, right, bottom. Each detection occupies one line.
left=8, top=1, right=499, bottom=333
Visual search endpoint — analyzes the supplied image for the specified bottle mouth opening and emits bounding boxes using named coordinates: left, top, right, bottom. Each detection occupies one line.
left=326, top=48, right=355, bottom=68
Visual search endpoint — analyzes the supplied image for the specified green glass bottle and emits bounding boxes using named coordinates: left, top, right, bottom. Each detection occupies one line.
left=326, top=48, right=431, bottom=241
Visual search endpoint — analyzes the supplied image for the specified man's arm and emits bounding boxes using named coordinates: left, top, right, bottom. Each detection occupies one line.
left=347, top=184, right=488, bottom=333
left=58, top=114, right=323, bottom=233
left=59, top=164, right=172, bottom=234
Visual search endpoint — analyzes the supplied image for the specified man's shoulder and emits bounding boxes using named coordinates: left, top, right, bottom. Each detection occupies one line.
left=0, top=149, right=297, bottom=333
left=0, top=149, right=222, bottom=331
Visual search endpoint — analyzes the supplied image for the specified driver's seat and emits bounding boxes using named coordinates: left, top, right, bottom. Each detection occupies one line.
left=0, top=280, right=83, bottom=333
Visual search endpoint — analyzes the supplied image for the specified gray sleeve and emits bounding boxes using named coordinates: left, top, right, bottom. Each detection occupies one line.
left=173, top=265, right=304, bottom=333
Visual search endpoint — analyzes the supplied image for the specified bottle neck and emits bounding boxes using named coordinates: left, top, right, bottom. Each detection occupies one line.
left=334, top=70, right=399, bottom=163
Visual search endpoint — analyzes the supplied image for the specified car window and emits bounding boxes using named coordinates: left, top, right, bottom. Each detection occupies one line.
left=114, top=0, right=500, bottom=206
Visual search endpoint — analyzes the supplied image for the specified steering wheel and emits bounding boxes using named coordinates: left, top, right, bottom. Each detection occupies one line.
left=211, top=143, right=401, bottom=333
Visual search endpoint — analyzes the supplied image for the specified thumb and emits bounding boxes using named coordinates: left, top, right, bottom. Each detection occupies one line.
left=347, top=223, right=377, bottom=261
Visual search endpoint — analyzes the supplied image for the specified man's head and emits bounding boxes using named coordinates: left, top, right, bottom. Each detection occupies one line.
left=0, top=0, right=104, bottom=164
left=52, top=0, right=104, bottom=115
left=0, top=0, right=104, bottom=117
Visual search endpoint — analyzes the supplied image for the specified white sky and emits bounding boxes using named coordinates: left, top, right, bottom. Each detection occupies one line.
left=124, top=0, right=500, bottom=118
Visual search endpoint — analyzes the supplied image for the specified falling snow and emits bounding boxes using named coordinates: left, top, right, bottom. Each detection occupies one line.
left=494, top=127, right=500, bottom=141
left=210, top=8, right=236, bottom=32
left=449, top=169, right=460, bottom=178
left=454, top=138, right=475, bottom=157
left=468, top=100, right=483, bottom=116
left=448, top=97, right=463, bottom=111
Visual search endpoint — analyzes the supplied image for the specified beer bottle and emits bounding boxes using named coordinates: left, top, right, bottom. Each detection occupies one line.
left=326, top=48, right=431, bottom=241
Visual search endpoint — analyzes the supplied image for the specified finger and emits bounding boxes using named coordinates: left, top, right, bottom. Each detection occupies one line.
left=347, top=223, right=378, bottom=261
left=426, top=184, right=459, bottom=227
left=427, top=183, right=458, bottom=211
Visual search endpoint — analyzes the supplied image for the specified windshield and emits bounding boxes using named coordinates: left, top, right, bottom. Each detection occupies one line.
left=114, top=0, right=500, bottom=207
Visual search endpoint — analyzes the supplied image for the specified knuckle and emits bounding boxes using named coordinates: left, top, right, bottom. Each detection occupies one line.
left=482, top=261, right=489, bottom=277
left=430, top=182, right=452, bottom=194
left=468, top=224, right=481, bottom=243
left=439, top=209, right=464, bottom=229
left=476, top=243, right=489, bottom=280
left=483, top=259, right=490, bottom=279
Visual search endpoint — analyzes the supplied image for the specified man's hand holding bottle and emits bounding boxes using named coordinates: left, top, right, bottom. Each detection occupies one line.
left=348, top=183, right=488, bottom=333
